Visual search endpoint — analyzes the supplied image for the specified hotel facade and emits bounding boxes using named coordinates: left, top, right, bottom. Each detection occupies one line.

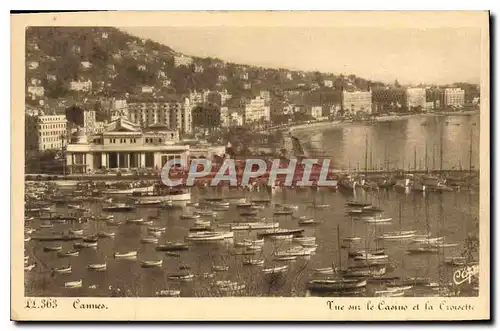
left=127, top=98, right=192, bottom=134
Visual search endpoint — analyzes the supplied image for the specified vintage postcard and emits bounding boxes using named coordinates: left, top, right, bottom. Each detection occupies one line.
left=11, top=11, right=490, bottom=321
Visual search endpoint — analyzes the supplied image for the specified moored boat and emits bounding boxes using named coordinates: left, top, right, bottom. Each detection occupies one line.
left=140, top=260, right=163, bottom=268
left=114, top=251, right=138, bottom=259
left=65, top=280, right=83, bottom=288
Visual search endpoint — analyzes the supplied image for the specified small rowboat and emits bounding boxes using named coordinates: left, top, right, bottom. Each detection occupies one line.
left=365, top=218, right=393, bottom=224
left=126, top=218, right=144, bottom=224
left=194, top=210, right=216, bottom=217
left=269, top=234, right=293, bottom=240
left=168, top=273, right=194, bottom=281
left=106, top=220, right=122, bottom=226
left=243, top=259, right=264, bottom=266
left=213, top=265, right=229, bottom=272
left=354, top=253, right=389, bottom=261
left=57, top=250, right=79, bottom=257
left=263, top=265, right=288, bottom=274
left=297, top=217, right=320, bottom=225
left=53, top=266, right=72, bottom=274
left=148, top=227, right=166, bottom=233
left=165, top=252, right=181, bottom=257
left=114, top=251, right=137, bottom=259
left=74, top=242, right=98, bottom=249
left=39, top=223, right=54, bottom=229
left=88, top=263, right=107, bottom=271
left=65, top=280, right=83, bottom=288
left=274, top=256, right=298, bottom=261
left=141, top=260, right=163, bottom=268
left=314, top=267, right=336, bottom=275
left=343, top=236, right=362, bottom=242
left=141, top=237, right=159, bottom=244
left=98, top=231, right=115, bottom=238
left=156, top=290, right=181, bottom=297
left=82, top=235, right=99, bottom=243
left=156, top=242, right=189, bottom=251
left=69, top=229, right=84, bottom=236
left=141, top=220, right=154, bottom=226
left=24, top=237, right=31, bottom=242
left=44, top=245, right=62, bottom=252
left=293, top=236, right=316, bottom=244
left=180, top=214, right=200, bottom=220
left=273, top=209, right=294, bottom=216
left=309, top=203, right=330, bottom=209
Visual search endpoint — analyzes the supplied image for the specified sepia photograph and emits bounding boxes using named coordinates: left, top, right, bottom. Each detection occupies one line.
left=11, top=11, right=490, bottom=321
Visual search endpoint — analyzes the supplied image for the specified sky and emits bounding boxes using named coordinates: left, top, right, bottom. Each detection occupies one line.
left=121, top=26, right=481, bottom=85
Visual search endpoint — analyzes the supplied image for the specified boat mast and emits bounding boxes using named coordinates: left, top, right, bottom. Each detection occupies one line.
left=439, top=126, right=443, bottom=172
left=364, top=134, right=368, bottom=177
left=425, top=143, right=428, bottom=173
left=413, top=146, right=417, bottom=172
left=469, top=127, right=473, bottom=173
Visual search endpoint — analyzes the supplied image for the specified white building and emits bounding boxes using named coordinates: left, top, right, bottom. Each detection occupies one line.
left=324, top=80, right=333, bottom=88
left=218, top=75, right=227, bottom=82
left=25, top=114, right=67, bottom=152
left=68, top=80, right=93, bottom=92
left=194, top=64, right=204, bottom=73
left=406, top=87, right=426, bottom=109
left=242, top=82, right=252, bottom=90
left=46, top=74, right=57, bottom=82
left=240, top=72, right=249, bottom=80
left=127, top=98, right=192, bottom=134
left=342, top=91, right=372, bottom=114
left=162, top=79, right=171, bottom=87
left=286, top=72, right=293, bottom=80
left=137, top=64, right=147, bottom=71
left=244, top=97, right=270, bottom=123
left=307, top=106, right=323, bottom=119
left=221, top=107, right=244, bottom=127
left=27, top=61, right=39, bottom=70
left=174, top=55, right=193, bottom=67
left=443, top=88, right=465, bottom=107
left=260, top=90, right=271, bottom=103
left=27, top=86, right=45, bottom=97
left=140, top=86, right=154, bottom=94
left=65, top=118, right=189, bottom=174
left=81, top=61, right=92, bottom=69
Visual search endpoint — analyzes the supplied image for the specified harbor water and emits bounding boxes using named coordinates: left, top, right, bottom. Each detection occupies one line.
left=24, top=114, right=481, bottom=297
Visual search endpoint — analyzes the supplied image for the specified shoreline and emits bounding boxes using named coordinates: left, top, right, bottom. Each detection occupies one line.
left=287, top=110, right=480, bottom=135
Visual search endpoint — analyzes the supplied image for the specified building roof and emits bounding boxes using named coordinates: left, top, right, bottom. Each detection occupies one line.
left=144, top=123, right=176, bottom=132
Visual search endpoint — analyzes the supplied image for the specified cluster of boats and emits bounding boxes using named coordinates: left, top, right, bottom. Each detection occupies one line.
left=24, top=176, right=479, bottom=297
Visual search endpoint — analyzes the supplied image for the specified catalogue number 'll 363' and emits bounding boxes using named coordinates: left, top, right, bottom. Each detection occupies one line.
left=25, top=298, right=58, bottom=309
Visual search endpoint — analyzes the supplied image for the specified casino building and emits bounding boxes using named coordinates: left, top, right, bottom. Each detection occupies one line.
left=65, top=118, right=190, bottom=174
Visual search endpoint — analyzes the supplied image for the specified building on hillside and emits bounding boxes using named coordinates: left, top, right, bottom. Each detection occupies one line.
left=189, top=90, right=211, bottom=105
left=342, top=90, right=372, bottom=114
left=81, top=61, right=92, bottom=69
left=191, top=106, right=221, bottom=129
left=68, top=80, right=93, bottom=92
left=27, top=61, right=39, bottom=70
left=161, top=79, right=171, bottom=87
left=242, top=82, right=252, bottom=90
left=27, top=86, right=45, bottom=98
left=174, top=55, right=193, bottom=67
left=137, top=64, right=147, bottom=71
left=221, top=110, right=244, bottom=127
left=65, top=106, right=97, bottom=135
left=244, top=97, right=270, bottom=124
left=323, top=80, right=333, bottom=88
left=240, top=72, right=249, bottom=80
left=259, top=90, right=271, bottom=104
left=127, top=98, right=192, bottom=134
left=218, top=75, right=227, bottom=82
left=406, top=87, right=426, bottom=110
left=372, top=87, right=407, bottom=113
left=194, top=63, right=204, bottom=73
left=140, top=85, right=154, bottom=94
left=443, top=88, right=465, bottom=107
left=65, top=118, right=189, bottom=174
left=25, top=113, right=67, bottom=152
left=307, top=106, right=323, bottom=119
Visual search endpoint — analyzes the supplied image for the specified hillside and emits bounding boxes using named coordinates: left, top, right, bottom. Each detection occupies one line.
left=25, top=27, right=382, bottom=105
